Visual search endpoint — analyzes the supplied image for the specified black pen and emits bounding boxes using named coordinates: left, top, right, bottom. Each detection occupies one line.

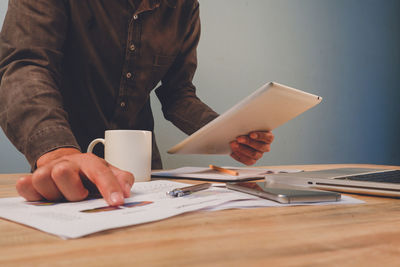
left=167, top=183, right=212, bottom=197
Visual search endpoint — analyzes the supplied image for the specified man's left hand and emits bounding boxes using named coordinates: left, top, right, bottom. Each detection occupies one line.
left=229, top=131, right=274, bottom=165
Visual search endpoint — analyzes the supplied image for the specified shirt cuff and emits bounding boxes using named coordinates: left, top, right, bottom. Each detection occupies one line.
left=26, top=125, right=81, bottom=170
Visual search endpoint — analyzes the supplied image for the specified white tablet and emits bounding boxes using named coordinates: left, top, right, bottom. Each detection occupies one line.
left=168, top=82, right=322, bottom=154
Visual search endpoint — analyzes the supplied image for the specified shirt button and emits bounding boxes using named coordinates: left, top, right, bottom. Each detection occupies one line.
left=129, top=44, right=136, bottom=51
left=126, top=72, right=132, bottom=79
left=133, top=14, right=138, bottom=20
left=120, top=101, right=126, bottom=108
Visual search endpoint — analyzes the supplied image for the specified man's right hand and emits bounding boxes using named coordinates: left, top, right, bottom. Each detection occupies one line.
left=16, top=148, right=134, bottom=206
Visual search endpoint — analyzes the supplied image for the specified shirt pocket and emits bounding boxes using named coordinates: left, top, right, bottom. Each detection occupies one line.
left=146, top=54, right=176, bottom=91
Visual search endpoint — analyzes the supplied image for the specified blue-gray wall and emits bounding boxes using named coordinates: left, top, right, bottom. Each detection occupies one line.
left=1, top=0, right=399, bottom=173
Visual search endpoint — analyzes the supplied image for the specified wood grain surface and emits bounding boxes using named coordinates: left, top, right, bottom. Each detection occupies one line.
left=1, top=164, right=400, bottom=266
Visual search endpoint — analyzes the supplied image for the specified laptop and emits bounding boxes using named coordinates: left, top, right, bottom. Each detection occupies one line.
left=265, top=168, right=400, bottom=197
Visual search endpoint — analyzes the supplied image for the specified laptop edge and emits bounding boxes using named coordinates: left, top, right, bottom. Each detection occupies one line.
left=265, top=168, right=400, bottom=197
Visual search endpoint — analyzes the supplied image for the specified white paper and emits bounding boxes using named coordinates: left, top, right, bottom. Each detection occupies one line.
left=0, top=180, right=364, bottom=239
left=0, top=180, right=252, bottom=239
left=206, top=184, right=365, bottom=210
left=152, top=166, right=303, bottom=181
left=206, top=194, right=364, bottom=211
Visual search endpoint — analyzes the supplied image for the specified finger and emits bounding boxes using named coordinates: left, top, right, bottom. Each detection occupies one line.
left=76, top=153, right=125, bottom=206
left=231, top=141, right=264, bottom=164
left=230, top=151, right=256, bottom=166
left=233, top=139, right=264, bottom=160
left=109, top=165, right=135, bottom=198
left=16, top=175, right=43, bottom=201
left=51, top=160, right=89, bottom=202
left=230, top=140, right=240, bottom=151
left=237, top=136, right=271, bottom=153
left=249, top=131, right=274, bottom=144
left=31, top=166, right=63, bottom=201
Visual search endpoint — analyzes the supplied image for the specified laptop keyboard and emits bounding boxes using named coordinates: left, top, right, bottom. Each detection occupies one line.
left=337, top=170, right=400, bottom=184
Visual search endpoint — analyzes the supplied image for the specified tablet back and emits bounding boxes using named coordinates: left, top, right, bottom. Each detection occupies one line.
left=168, top=82, right=322, bottom=154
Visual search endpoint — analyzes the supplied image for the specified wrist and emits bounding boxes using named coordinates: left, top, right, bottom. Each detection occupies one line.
left=36, top=147, right=81, bottom=168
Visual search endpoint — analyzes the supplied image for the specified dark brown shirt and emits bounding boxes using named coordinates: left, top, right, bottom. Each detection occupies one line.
left=0, top=0, right=218, bottom=169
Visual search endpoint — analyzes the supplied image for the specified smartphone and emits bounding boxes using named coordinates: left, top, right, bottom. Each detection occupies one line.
left=226, top=181, right=341, bottom=204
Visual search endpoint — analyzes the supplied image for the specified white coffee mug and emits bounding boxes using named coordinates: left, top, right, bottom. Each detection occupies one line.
left=87, top=130, right=152, bottom=182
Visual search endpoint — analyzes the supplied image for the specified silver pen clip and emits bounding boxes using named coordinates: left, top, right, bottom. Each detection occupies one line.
left=167, top=183, right=212, bottom=197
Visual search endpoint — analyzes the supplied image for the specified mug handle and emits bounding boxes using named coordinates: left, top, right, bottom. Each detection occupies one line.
left=87, top=138, right=105, bottom=153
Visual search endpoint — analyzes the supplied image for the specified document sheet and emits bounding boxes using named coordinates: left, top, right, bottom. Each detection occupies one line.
left=0, top=180, right=364, bottom=239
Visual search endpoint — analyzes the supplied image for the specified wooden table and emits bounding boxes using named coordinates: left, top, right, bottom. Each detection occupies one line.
left=1, top=164, right=400, bottom=266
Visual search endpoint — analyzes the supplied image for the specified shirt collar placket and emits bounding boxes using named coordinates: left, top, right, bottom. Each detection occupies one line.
left=118, top=0, right=163, bottom=109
